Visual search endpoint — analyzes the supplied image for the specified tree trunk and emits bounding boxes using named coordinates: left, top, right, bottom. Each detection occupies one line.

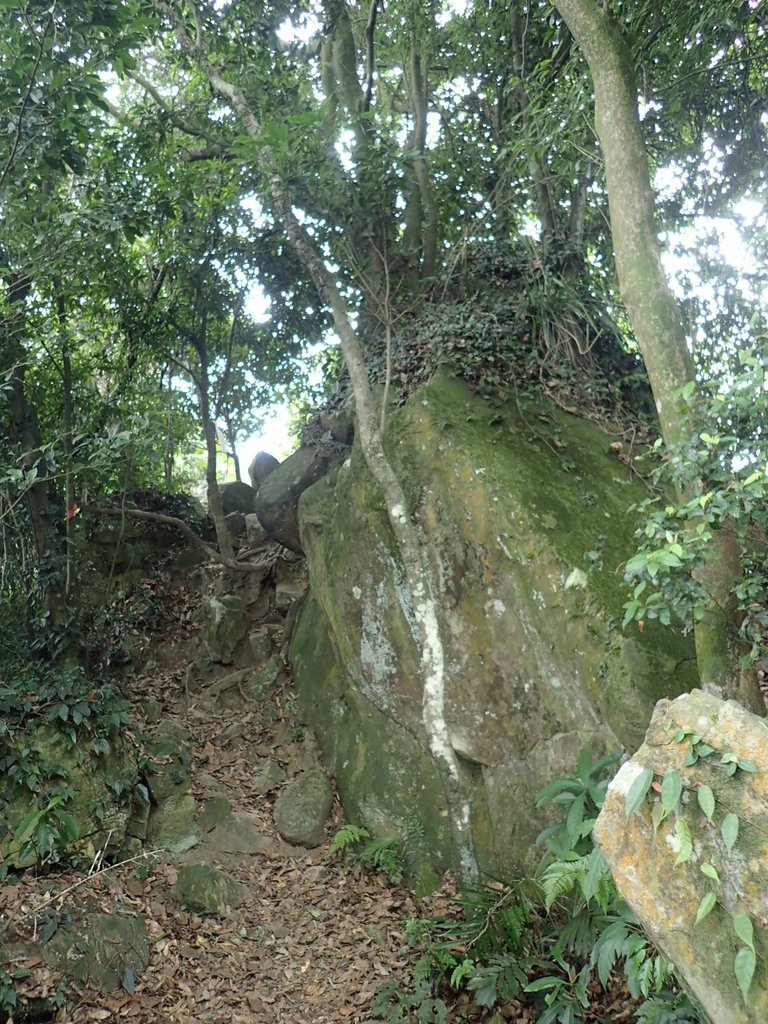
left=552, top=0, right=763, bottom=713
left=192, top=303, right=234, bottom=562
left=153, top=0, right=478, bottom=878
left=2, top=274, right=70, bottom=648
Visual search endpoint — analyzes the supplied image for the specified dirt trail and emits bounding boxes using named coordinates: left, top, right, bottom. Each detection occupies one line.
left=3, top=552, right=445, bottom=1023
left=3, top=550, right=637, bottom=1024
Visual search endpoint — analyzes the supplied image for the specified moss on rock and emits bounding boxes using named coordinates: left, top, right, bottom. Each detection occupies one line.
left=293, top=373, right=697, bottom=879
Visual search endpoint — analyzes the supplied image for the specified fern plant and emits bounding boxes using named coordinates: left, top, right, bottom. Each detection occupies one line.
left=329, top=824, right=405, bottom=883
left=371, top=751, right=705, bottom=1024
left=329, top=823, right=370, bottom=855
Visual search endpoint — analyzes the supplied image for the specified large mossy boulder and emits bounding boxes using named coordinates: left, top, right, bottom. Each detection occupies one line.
left=0, top=726, right=139, bottom=869
left=291, top=372, right=697, bottom=880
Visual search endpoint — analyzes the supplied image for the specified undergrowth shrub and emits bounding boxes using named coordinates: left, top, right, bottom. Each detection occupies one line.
left=371, top=750, right=703, bottom=1024
left=0, top=661, right=135, bottom=869
left=330, top=820, right=426, bottom=885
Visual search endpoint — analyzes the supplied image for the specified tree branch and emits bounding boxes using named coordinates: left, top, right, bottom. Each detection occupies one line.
left=363, top=0, right=380, bottom=113
left=127, top=69, right=211, bottom=138
left=81, top=504, right=266, bottom=572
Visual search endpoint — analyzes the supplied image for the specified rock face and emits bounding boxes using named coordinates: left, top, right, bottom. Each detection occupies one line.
left=595, top=691, right=768, bottom=1024
left=254, top=445, right=342, bottom=553
left=291, top=372, right=697, bottom=879
left=41, top=912, right=150, bottom=992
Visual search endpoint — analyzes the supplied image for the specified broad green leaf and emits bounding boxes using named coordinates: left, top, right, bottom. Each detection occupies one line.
left=733, top=913, right=754, bottom=951
left=673, top=819, right=693, bottom=867
left=651, top=801, right=667, bottom=833
left=625, top=767, right=654, bottom=820
left=695, top=892, right=716, bottom=925
left=700, top=863, right=719, bottom=882
left=524, top=977, right=561, bottom=993
left=566, top=793, right=585, bottom=842
left=721, top=813, right=739, bottom=853
left=661, top=769, right=682, bottom=813
left=737, top=759, right=757, bottom=773
left=697, top=785, right=715, bottom=820
left=582, top=847, right=608, bottom=903
left=734, top=947, right=755, bottom=1004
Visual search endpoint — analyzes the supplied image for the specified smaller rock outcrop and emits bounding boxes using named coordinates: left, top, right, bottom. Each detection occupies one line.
left=41, top=913, right=150, bottom=992
left=595, top=690, right=768, bottom=1024
left=244, top=513, right=270, bottom=548
left=273, top=769, right=332, bottom=847
left=220, top=481, right=256, bottom=515
left=145, top=722, right=200, bottom=854
left=248, top=451, right=280, bottom=490
left=202, top=594, right=249, bottom=664
left=172, top=864, right=246, bottom=918
left=254, top=446, right=341, bottom=553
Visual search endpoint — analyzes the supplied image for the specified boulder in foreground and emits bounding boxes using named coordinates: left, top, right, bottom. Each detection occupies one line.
left=595, top=690, right=768, bottom=1024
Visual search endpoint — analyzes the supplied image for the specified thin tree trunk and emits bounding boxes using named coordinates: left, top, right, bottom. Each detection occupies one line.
left=192, top=298, right=234, bottom=562
left=58, top=295, right=76, bottom=604
left=552, top=0, right=763, bottom=713
left=153, top=0, right=478, bottom=878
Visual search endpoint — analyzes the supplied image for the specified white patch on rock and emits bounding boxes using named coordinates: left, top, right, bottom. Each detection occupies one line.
left=416, top=590, right=478, bottom=879
left=497, top=535, right=513, bottom=559
left=343, top=458, right=351, bottom=469
left=484, top=598, right=506, bottom=617
left=474, top=467, right=486, bottom=475
left=352, top=585, right=362, bottom=600
left=665, top=832, right=681, bottom=854
left=565, top=568, right=588, bottom=590
left=550, top=676, right=562, bottom=689
left=607, top=760, right=644, bottom=799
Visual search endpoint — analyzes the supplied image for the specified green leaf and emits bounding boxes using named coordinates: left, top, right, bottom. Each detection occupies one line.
left=700, top=863, right=719, bottom=882
left=524, top=976, right=562, bottom=993
left=651, top=801, right=668, bottom=833
left=625, top=767, right=654, bottom=820
left=737, top=759, right=757, bottom=773
left=582, top=847, right=608, bottom=902
left=734, top=947, right=755, bottom=1005
left=697, top=785, right=715, bottom=820
left=694, top=892, right=716, bottom=925
left=661, top=769, right=682, bottom=813
left=721, top=813, right=739, bottom=853
left=673, top=819, right=693, bottom=867
left=122, top=966, right=135, bottom=994
left=733, top=913, right=754, bottom=951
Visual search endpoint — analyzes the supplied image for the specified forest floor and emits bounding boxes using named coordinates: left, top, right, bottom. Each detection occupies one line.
left=3, top=550, right=639, bottom=1024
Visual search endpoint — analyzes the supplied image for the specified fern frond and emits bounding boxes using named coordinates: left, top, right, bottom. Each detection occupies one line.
left=329, top=823, right=370, bottom=855
left=361, top=837, right=404, bottom=882
left=540, top=855, right=590, bottom=911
